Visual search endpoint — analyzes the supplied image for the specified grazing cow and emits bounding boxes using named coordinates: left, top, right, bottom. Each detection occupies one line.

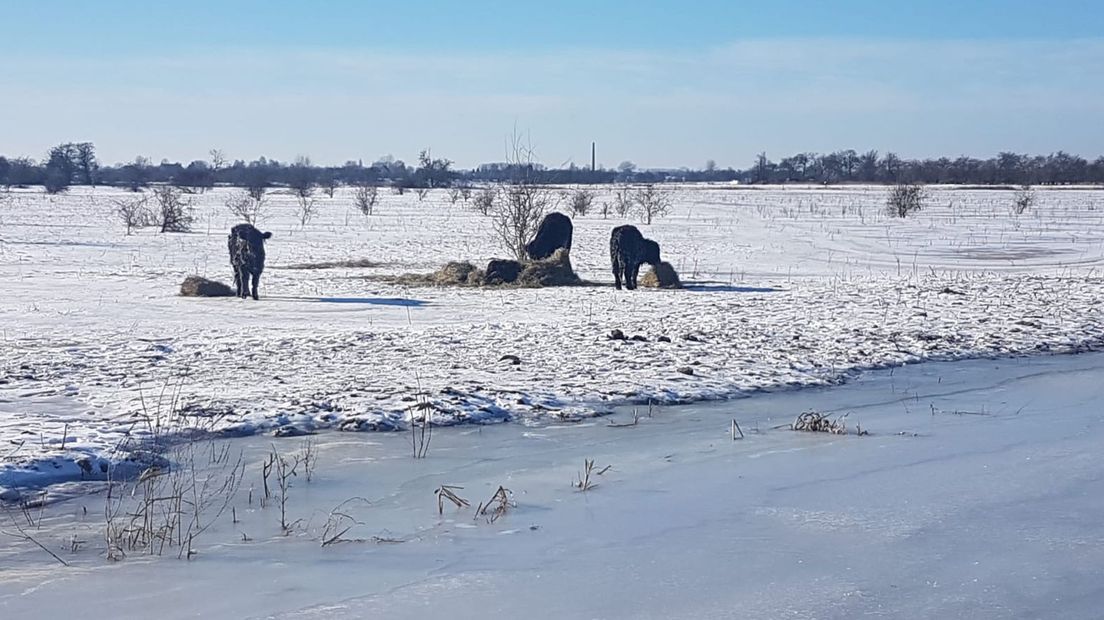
left=524, top=212, right=573, bottom=261
left=228, top=223, right=272, bottom=300
left=609, top=225, right=661, bottom=290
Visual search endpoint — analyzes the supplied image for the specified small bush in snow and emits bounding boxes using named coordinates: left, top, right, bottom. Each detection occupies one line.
left=225, top=191, right=265, bottom=225
left=491, top=184, right=557, bottom=261
left=472, top=186, right=496, bottom=216
left=353, top=183, right=379, bottom=216
left=886, top=183, right=926, bottom=218
left=114, top=195, right=152, bottom=235
left=1012, top=185, right=1036, bottom=215
left=634, top=184, right=671, bottom=225
left=612, top=186, right=633, bottom=217
left=568, top=189, right=595, bottom=217
left=152, top=185, right=194, bottom=233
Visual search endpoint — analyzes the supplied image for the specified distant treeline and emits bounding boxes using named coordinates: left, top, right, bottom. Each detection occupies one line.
left=2, top=143, right=1102, bottom=194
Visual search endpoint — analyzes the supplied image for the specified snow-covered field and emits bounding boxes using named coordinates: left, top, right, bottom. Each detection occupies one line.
left=2, top=183, right=1104, bottom=493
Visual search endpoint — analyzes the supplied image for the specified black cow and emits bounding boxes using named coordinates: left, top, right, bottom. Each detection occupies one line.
left=609, top=225, right=660, bottom=290
left=525, top=212, right=573, bottom=261
left=228, top=223, right=272, bottom=300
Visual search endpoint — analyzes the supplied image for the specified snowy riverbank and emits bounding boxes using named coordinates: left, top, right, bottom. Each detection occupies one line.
left=2, top=184, right=1103, bottom=492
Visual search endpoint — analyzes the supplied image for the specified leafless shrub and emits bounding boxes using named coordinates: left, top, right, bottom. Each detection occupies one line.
left=573, top=458, right=611, bottom=491
left=435, top=485, right=470, bottom=514
left=1012, top=184, right=1036, bottom=215
left=409, top=385, right=432, bottom=459
left=472, top=186, right=496, bottom=215
left=447, top=183, right=472, bottom=204
left=568, top=188, right=595, bottom=216
left=103, top=429, right=245, bottom=560
left=301, top=438, right=316, bottom=483
left=268, top=444, right=303, bottom=534
left=152, top=185, right=194, bottom=232
left=492, top=184, right=557, bottom=261
left=225, top=191, right=266, bottom=225
left=353, top=183, right=379, bottom=216
left=415, top=187, right=430, bottom=202
left=634, top=184, right=671, bottom=224
left=320, top=175, right=339, bottom=198
left=612, top=186, right=634, bottom=217
left=886, top=183, right=927, bottom=218
left=296, top=195, right=317, bottom=227
left=475, top=486, right=514, bottom=524
left=113, top=195, right=151, bottom=235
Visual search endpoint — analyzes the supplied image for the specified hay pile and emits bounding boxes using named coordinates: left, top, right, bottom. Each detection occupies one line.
left=518, top=248, right=581, bottom=287
left=639, top=261, right=682, bottom=289
left=400, top=249, right=581, bottom=288
left=431, top=261, right=483, bottom=286
left=180, top=275, right=235, bottom=297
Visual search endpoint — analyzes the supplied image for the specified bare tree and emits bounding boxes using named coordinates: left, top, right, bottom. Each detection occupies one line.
left=225, top=191, right=266, bottom=225
left=296, top=195, right=317, bottom=227
left=114, top=195, right=151, bottom=235
left=634, top=185, right=671, bottom=224
left=75, top=142, right=98, bottom=185
left=319, top=171, right=339, bottom=198
left=472, top=186, right=496, bottom=215
left=568, top=188, right=595, bottom=217
left=353, top=182, right=379, bottom=216
left=886, top=183, right=926, bottom=218
left=448, top=181, right=473, bottom=205
left=288, top=156, right=316, bottom=200
left=1012, top=184, right=1036, bottom=215
left=612, top=186, right=633, bottom=217
left=490, top=130, right=558, bottom=260
left=208, top=149, right=226, bottom=173
left=152, top=185, right=194, bottom=232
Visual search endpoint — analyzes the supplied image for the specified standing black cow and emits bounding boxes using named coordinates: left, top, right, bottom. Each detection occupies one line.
left=609, top=225, right=661, bottom=290
left=228, top=223, right=272, bottom=300
left=525, top=212, right=573, bottom=260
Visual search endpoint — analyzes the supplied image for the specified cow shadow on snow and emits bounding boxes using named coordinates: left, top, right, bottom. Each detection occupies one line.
left=682, top=282, right=784, bottom=294
left=266, top=295, right=428, bottom=307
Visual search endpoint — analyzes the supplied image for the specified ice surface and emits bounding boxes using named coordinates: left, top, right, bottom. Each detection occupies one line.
left=1, top=353, right=1102, bottom=619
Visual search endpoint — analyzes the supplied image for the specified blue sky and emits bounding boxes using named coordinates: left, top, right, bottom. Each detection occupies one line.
left=2, top=1, right=1102, bottom=168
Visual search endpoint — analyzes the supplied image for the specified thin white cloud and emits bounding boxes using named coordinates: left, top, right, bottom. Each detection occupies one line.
left=2, top=38, right=1102, bottom=166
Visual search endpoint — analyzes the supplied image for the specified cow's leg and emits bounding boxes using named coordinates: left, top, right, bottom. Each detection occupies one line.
left=233, top=266, right=244, bottom=297
left=250, top=271, right=261, bottom=300
left=627, top=262, right=639, bottom=290
left=612, top=258, right=623, bottom=290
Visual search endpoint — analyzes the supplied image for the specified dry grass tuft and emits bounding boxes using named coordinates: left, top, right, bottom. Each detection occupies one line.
left=435, top=485, right=470, bottom=514
left=791, top=411, right=848, bottom=434
left=180, top=276, right=235, bottom=297
left=276, top=258, right=384, bottom=270
left=639, top=262, right=682, bottom=289
left=475, top=486, right=514, bottom=523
